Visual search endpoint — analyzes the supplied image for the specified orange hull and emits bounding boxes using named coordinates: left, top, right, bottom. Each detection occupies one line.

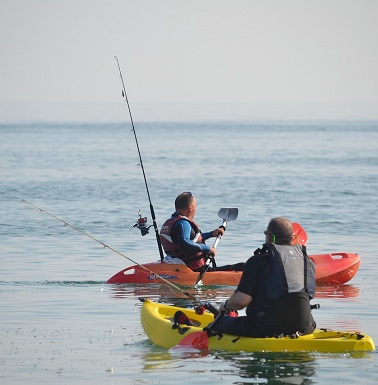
left=310, top=252, right=360, bottom=285
left=107, top=252, right=360, bottom=286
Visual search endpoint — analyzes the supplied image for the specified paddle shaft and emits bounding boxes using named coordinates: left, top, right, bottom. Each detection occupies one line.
left=205, top=310, right=226, bottom=331
left=194, top=222, right=227, bottom=287
left=212, top=226, right=224, bottom=249
left=193, top=208, right=238, bottom=287
left=114, top=56, right=164, bottom=262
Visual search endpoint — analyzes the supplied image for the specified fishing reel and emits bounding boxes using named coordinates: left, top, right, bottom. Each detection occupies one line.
left=133, top=210, right=152, bottom=236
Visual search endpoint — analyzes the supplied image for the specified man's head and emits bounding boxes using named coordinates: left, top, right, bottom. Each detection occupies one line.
left=175, top=192, right=197, bottom=220
left=264, top=217, right=294, bottom=245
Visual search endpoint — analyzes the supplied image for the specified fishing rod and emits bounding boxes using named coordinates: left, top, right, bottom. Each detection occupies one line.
left=21, top=199, right=218, bottom=314
left=114, top=56, right=164, bottom=262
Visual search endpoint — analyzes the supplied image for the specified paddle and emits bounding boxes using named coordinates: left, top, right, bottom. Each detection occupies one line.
left=194, top=208, right=238, bottom=287
left=292, top=222, right=308, bottom=246
left=170, top=311, right=226, bottom=351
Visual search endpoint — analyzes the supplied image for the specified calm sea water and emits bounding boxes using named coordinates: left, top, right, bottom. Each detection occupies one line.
left=1, top=120, right=378, bottom=384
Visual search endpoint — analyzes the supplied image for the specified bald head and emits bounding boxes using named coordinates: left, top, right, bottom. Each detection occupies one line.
left=266, top=217, right=294, bottom=245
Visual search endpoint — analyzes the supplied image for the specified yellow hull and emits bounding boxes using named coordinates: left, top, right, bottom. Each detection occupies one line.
left=140, top=299, right=375, bottom=353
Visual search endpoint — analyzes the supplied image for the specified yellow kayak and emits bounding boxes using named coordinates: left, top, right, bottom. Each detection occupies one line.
left=140, top=299, right=375, bottom=353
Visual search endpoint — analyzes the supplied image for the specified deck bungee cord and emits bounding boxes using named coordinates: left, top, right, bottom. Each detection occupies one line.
left=21, top=199, right=219, bottom=315
left=114, top=56, right=164, bottom=262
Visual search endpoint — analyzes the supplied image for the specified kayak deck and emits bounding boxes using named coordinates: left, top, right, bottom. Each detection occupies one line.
left=140, top=299, right=375, bottom=353
left=107, top=252, right=360, bottom=286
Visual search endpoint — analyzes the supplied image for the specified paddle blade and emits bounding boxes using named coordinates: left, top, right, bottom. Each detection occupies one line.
left=172, top=331, right=209, bottom=351
left=218, top=208, right=238, bottom=222
left=292, top=222, right=308, bottom=246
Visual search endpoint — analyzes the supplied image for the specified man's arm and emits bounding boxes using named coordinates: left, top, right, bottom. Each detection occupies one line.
left=173, top=220, right=211, bottom=254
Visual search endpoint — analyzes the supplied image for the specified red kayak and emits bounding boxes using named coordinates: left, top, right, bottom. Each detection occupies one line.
left=107, top=252, right=360, bottom=286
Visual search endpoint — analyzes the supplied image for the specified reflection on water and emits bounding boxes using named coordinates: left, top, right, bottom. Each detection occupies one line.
left=3, top=280, right=360, bottom=318
left=140, top=346, right=373, bottom=385
left=107, top=282, right=235, bottom=303
left=106, top=282, right=360, bottom=303
left=10, top=281, right=358, bottom=302
left=140, top=348, right=319, bottom=383
left=316, top=284, right=359, bottom=299
left=227, top=351, right=318, bottom=385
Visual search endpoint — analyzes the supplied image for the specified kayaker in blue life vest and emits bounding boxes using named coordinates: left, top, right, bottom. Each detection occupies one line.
left=160, top=192, right=244, bottom=272
left=212, top=217, right=316, bottom=337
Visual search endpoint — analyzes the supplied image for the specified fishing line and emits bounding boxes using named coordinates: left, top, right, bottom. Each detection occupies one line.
left=21, top=199, right=217, bottom=312
left=114, top=56, right=164, bottom=262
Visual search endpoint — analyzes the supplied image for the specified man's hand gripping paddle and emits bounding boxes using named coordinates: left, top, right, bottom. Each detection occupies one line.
left=194, top=208, right=238, bottom=288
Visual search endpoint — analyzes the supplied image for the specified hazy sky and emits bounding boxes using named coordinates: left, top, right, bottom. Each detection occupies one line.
left=1, top=0, right=377, bottom=120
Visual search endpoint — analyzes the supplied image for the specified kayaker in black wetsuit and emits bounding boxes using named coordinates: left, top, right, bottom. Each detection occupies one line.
left=212, top=217, right=316, bottom=337
left=160, top=192, right=244, bottom=272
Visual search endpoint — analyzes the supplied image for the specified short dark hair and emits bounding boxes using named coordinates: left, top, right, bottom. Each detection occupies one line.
left=175, top=192, right=193, bottom=211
